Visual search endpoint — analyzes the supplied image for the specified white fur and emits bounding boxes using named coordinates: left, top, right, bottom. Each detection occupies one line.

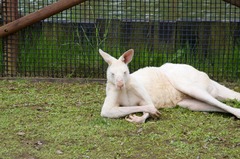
left=99, top=49, right=240, bottom=123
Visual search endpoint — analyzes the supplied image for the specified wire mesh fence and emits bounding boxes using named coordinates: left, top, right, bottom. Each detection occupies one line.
left=0, top=0, right=240, bottom=81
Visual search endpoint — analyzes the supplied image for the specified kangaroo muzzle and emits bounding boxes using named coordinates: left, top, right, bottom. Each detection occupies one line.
left=116, top=79, right=124, bottom=89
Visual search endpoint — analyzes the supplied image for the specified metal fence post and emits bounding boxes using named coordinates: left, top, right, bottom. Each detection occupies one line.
left=2, top=0, right=19, bottom=76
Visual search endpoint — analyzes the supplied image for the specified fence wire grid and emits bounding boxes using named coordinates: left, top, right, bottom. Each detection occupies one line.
left=0, top=0, right=240, bottom=81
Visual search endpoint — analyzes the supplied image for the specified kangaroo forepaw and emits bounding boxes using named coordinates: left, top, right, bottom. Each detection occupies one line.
left=125, top=114, right=147, bottom=124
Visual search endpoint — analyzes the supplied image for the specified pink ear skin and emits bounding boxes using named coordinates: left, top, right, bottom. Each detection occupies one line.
left=119, top=49, right=134, bottom=64
left=99, top=48, right=134, bottom=65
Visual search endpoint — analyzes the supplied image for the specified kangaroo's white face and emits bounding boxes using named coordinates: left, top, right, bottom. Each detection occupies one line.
left=99, top=49, right=134, bottom=89
left=107, top=60, right=130, bottom=89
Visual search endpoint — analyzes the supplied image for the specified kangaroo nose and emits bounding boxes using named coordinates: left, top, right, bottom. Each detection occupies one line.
left=116, top=80, right=124, bottom=89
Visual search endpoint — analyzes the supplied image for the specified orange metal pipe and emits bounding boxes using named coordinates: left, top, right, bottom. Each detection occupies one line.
left=223, top=0, right=240, bottom=8
left=0, top=0, right=87, bottom=37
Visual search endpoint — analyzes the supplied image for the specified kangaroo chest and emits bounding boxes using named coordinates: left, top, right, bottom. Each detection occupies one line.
left=118, top=89, right=141, bottom=106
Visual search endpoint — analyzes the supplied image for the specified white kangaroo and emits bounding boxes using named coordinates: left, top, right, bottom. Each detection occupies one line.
left=99, top=49, right=240, bottom=123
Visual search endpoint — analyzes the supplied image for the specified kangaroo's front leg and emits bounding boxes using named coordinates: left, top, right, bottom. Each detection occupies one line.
left=101, top=89, right=160, bottom=119
left=102, top=106, right=159, bottom=119
left=101, top=103, right=160, bottom=119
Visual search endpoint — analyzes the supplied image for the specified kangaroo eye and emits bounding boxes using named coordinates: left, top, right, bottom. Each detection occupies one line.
left=124, top=71, right=127, bottom=75
left=111, top=73, right=115, bottom=76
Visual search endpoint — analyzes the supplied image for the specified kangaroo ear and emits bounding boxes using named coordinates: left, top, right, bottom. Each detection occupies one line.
left=99, top=49, right=116, bottom=65
left=119, top=49, right=134, bottom=64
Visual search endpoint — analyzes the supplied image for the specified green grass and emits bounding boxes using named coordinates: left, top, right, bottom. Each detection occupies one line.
left=1, top=80, right=240, bottom=159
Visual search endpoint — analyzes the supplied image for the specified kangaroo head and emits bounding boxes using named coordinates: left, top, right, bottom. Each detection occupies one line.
left=99, top=49, right=134, bottom=89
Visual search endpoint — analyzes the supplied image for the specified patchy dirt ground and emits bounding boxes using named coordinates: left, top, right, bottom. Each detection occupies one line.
left=0, top=80, right=240, bottom=159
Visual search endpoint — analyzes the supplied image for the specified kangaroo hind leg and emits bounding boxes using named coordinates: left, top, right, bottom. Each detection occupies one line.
left=178, top=98, right=227, bottom=113
left=210, top=80, right=240, bottom=101
left=176, top=85, right=240, bottom=118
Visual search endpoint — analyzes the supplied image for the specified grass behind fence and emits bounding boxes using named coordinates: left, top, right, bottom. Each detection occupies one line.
left=1, top=0, right=239, bottom=80
left=14, top=22, right=240, bottom=81
left=18, top=25, right=103, bottom=78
